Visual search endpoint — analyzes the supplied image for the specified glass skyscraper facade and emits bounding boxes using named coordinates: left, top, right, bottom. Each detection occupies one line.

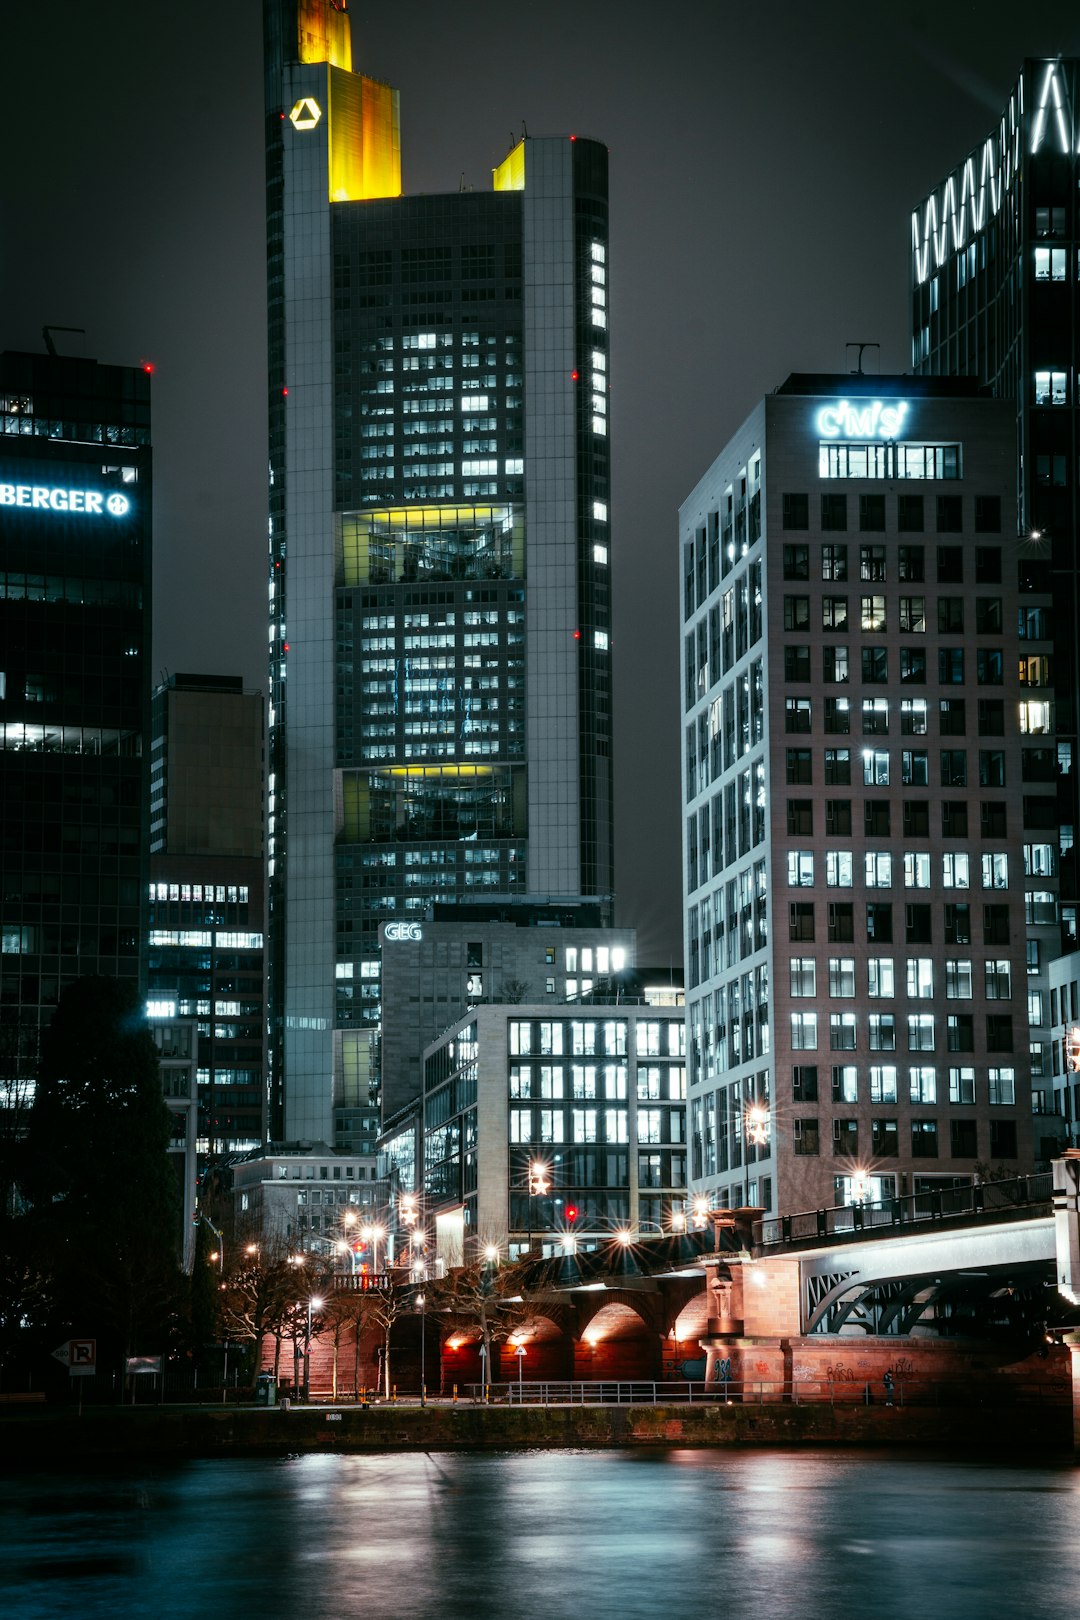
left=0, top=349, right=151, bottom=1125
left=264, top=1, right=613, bottom=1148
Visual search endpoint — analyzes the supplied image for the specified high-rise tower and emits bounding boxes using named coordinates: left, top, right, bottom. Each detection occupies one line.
left=910, top=61, right=1078, bottom=947
left=0, top=350, right=151, bottom=1142
left=264, top=1, right=613, bottom=1148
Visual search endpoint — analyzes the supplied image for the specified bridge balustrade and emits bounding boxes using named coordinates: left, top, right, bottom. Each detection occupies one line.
left=759, top=1172, right=1054, bottom=1249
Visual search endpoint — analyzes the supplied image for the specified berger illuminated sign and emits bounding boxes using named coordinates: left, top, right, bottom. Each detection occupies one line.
left=816, top=400, right=909, bottom=440
left=384, top=921, right=423, bottom=943
left=0, top=482, right=131, bottom=517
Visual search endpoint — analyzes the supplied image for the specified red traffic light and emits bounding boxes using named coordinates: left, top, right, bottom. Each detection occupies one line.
left=565, top=1204, right=579, bottom=1224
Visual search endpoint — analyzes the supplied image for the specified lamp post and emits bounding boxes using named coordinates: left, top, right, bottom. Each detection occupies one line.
left=417, top=1291, right=426, bottom=1406
left=743, top=1100, right=770, bottom=1208
left=360, top=1221, right=386, bottom=1278
left=303, top=1294, right=323, bottom=1403
left=527, top=1159, right=549, bottom=1255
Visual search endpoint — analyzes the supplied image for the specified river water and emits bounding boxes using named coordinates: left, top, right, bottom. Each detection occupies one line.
left=2, top=1448, right=1079, bottom=1619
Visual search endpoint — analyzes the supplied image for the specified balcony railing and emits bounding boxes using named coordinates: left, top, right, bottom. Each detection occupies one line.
left=757, top=1171, right=1054, bottom=1249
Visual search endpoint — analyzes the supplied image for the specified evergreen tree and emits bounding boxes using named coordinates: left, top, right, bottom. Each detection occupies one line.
left=23, top=976, right=184, bottom=1366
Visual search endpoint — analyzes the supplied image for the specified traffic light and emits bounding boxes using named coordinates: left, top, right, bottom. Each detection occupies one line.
left=564, top=1204, right=579, bottom=1225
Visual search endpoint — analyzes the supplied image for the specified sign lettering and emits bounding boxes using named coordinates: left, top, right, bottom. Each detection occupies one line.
left=0, top=483, right=131, bottom=517
left=816, top=400, right=909, bottom=440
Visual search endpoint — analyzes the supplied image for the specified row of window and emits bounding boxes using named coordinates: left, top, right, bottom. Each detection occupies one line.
left=788, top=956, right=1014, bottom=1000
left=785, top=798, right=1053, bottom=839
left=508, top=1107, right=684, bottom=1145
left=779, top=693, right=1052, bottom=737
left=782, top=493, right=998, bottom=532
left=507, top=1020, right=685, bottom=1057
left=787, top=849, right=1018, bottom=889
left=785, top=743, right=1057, bottom=783
left=792, top=1062, right=1015, bottom=1105
left=786, top=898, right=1042, bottom=946
left=509, top=1064, right=686, bottom=1100
left=792, top=1116, right=1017, bottom=1159
left=788, top=1010, right=1015, bottom=1052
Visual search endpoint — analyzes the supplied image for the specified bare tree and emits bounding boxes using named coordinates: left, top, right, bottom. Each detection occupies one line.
left=424, top=1251, right=533, bottom=1393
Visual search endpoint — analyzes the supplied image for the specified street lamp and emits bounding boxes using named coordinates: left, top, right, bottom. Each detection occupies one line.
left=417, top=1291, right=426, bottom=1406
left=527, top=1159, right=549, bottom=1255
left=743, top=1100, right=770, bottom=1207
left=360, top=1222, right=386, bottom=1277
left=303, top=1294, right=323, bottom=1403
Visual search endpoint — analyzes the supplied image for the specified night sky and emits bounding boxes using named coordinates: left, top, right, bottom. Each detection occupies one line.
left=4, top=0, right=1078, bottom=966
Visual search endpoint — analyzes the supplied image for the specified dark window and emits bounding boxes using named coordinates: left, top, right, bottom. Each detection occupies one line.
left=872, top=1119, right=899, bottom=1157
left=903, top=800, right=930, bottom=836
left=936, top=546, right=963, bottom=582
left=862, top=648, right=888, bottom=683
left=983, top=904, right=1010, bottom=945
left=824, top=749, right=852, bottom=785
left=976, top=649, right=1004, bottom=685
left=979, top=750, right=1005, bottom=787
left=787, top=799, right=814, bottom=836
left=911, top=1120, right=938, bottom=1158
left=947, top=1013, right=974, bottom=1050
left=938, top=648, right=965, bottom=684
left=906, top=904, right=932, bottom=944
left=975, top=547, right=1002, bottom=583
left=980, top=801, right=1007, bottom=837
left=974, top=495, right=1001, bottom=533
left=986, top=1014, right=1014, bottom=1052
left=826, top=799, right=852, bottom=836
left=899, top=649, right=926, bottom=683
left=944, top=905, right=971, bottom=946
left=898, top=497, right=924, bottom=534
left=898, top=543, right=925, bottom=577
left=937, top=598, right=964, bottom=633
left=783, top=544, right=810, bottom=580
left=978, top=700, right=1005, bottom=735
left=784, top=645, right=811, bottom=681
left=950, top=1119, right=978, bottom=1158
left=860, top=545, right=886, bottom=583
left=866, top=902, right=892, bottom=942
left=989, top=1119, right=1018, bottom=1159
left=784, top=596, right=810, bottom=631
left=864, top=800, right=891, bottom=836
left=786, top=748, right=812, bottom=784
left=936, top=496, right=963, bottom=533
left=824, top=698, right=851, bottom=734
left=821, top=493, right=847, bottom=531
left=794, top=1119, right=820, bottom=1155
left=1024, top=795, right=1058, bottom=829
left=833, top=1119, right=859, bottom=1156
left=823, top=646, right=850, bottom=683
left=859, top=496, right=887, bottom=533
left=785, top=697, right=812, bottom=733
left=789, top=902, right=815, bottom=941
left=939, top=751, right=967, bottom=788
left=939, top=698, right=966, bottom=735
left=975, top=597, right=1003, bottom=634
left=941, top=801, right=968, bottom=837
left=1022, top=747, right=1056, bottom=782
left=782, top=493, right=809, bottom=530
left=792, top=1065, right=818, bottom=1102
left=827, top=902, right=855, bottom=942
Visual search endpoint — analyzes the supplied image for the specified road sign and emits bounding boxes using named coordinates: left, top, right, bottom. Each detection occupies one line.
left=51, top=1338, right=96, bottom=1374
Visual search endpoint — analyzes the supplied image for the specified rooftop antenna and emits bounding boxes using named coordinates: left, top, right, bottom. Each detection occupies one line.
left=42, top=325, right=86, bottom=357
left=846, top=341, right=880, bottom=376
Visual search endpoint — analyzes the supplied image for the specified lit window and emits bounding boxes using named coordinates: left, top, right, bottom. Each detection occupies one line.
left=593, top=500, right=608, bottom=521
left=867, top=957, right=895, bottom=997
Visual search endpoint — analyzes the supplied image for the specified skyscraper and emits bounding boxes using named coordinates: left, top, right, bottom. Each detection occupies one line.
left=264, top=1, right=613, bottom=1148
left=148, top=673, right=266, bottom=1162
left=680, top=375, right=1042, bottom=1218
left=0, top=349, right=151, bottom=1134
left=910, top=60, right=1076, bottom=950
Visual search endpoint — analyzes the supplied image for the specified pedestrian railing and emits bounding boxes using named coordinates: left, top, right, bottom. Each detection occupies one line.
left=758, top=1172, right=1054, bottom=1250
left=491, top=1377, right=1066, bottom=1408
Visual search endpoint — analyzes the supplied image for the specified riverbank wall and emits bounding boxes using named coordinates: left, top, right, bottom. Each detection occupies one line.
left=1, top=1399, right=1070, bottom=1463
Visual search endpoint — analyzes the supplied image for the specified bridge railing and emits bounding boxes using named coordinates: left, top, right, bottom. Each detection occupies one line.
left=758, top=1171, right=1054, bottom=1249
left=487, top=1378, right=1065, bottom=1408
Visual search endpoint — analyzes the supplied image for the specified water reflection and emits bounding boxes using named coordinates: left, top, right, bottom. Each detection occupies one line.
left=2, top=1449, right=1078, bottom=1619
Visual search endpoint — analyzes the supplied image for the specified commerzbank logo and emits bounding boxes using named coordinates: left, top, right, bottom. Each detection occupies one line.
left=0, top=482, right=131, bottom=517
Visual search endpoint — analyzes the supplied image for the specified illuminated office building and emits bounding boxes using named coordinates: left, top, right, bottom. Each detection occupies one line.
left=910, top=60, right=1079, bottom=950
left=264, top=1, right=613, bottom=1148
left=680, top=375, right=1050, bottom=1217
left=0, top=349, right=151, bottom=1116
left=147, top=674, right=266, bottom=1162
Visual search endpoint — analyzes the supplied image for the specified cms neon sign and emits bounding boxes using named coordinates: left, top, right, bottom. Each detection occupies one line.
left=384, top=921, right=423, bottom=943
left=0, top=482, right=131, bottom=516
left=816, top=400, right=909, bottom=440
